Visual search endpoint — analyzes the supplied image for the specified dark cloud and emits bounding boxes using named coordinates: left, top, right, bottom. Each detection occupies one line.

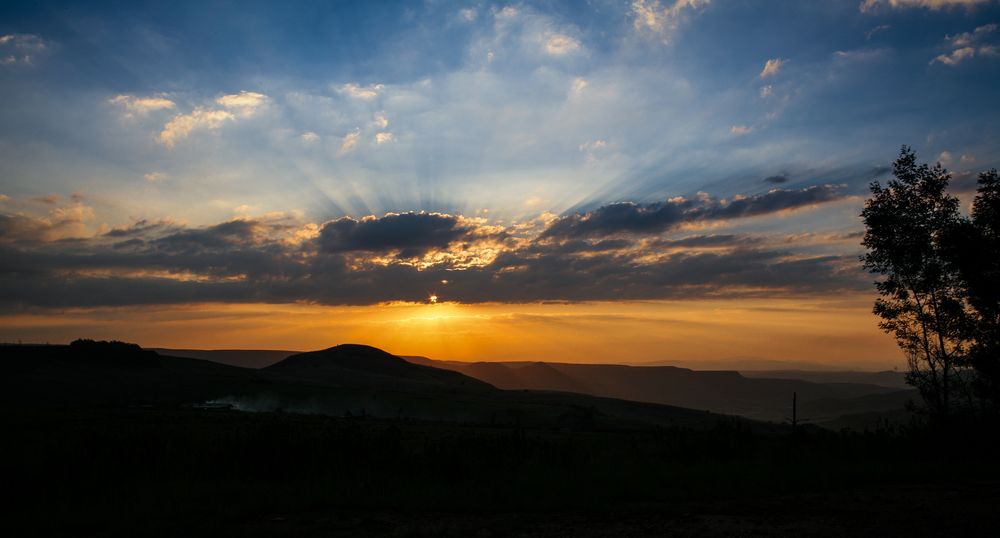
left=763, top=175, right=789, bottom=184
left=319, top=212, right=473, bottom=255
left=542, top=185, right=845, bottom=239
left=104, top=219, right=176, bottom=238
left=649, top=234, right=761, bottom=248
left=153, top=219, right=264, bottom=252
left=0, top=190, right=867, bottom=309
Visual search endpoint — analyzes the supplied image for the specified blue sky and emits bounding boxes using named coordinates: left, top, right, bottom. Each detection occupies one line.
left=1, top=1, right=999, bottom=358
left=3, top=0, right=998, bottom=224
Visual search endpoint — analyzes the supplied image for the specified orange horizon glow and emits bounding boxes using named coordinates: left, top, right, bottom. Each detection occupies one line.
left=0, top=295, right=904, bottom=370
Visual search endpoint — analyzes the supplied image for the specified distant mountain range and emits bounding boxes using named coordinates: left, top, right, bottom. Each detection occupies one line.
left=150, top=345, right=914, bottom=426
left=401, top=357, right=914, bottom=423
left=3, top=342, right=766, bottom=431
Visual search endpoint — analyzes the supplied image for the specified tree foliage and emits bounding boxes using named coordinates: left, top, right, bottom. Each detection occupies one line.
left=861, top=147, right=972, bottom=420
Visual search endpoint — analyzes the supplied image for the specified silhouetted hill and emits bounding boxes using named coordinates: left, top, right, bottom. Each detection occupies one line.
left=741, top=369, right=909, bottom=389
left=265, top=344, right=494, bottom=391
left=403, top=357, right=915, bottom=423
left=152, top=348, right=296, bottom=368
left=1, top=342, right=766, bottom=431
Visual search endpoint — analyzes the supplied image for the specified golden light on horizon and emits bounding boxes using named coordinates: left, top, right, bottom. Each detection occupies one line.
left=0, top=296, right=903, bottom=369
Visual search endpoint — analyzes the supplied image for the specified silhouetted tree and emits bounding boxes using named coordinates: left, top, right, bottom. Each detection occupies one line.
left=861, top=147, right=972, bottom=421
left=942, top=169, right=1000, bottom=411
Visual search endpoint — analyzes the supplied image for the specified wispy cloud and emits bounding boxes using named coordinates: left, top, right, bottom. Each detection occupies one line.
left=931, top=24, right=997, bottom=65
left=110, top=94, right=176, bottom=117
left=630, top=0, right=710, bottom=43
left=0, top=33, right=47, bottom=65
left=156, top=91, right=267, bottom=148
left=861, top=0, right=991, bottom=12
left=759, top=58, right=784, bottom=79
left=544, top=33, right=581, bottom=56
left=338, top=130, right=360, bottom=155
left=337, top=83, right=384, bottom=101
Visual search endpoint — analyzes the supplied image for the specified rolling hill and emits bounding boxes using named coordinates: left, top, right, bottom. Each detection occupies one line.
left=403, top=356, right=916, bottom=423
left=0, top=341, right=761, bottom=431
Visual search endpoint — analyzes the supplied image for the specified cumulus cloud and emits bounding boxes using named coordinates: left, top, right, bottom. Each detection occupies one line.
left=337, top=83, right=384, bottom=100
left=375, top=132, right=394, bottom=144
left=156, top=91, right=267, bottom=148
left=544, top=33, right=581, bottom=56
left=630, top=0, right=710, bottom=42
left=860, top=0, right=991, bottom=12
left=158, top=108, right=235, bottom=148
left=730, top=125, right=752, bottom=136
left=758, top=58, right=784, bottom=79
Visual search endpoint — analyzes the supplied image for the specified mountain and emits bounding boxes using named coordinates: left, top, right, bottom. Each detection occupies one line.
left=403, top=356, right=915, bottom=423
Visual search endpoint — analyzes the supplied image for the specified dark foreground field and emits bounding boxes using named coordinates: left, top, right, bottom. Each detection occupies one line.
left=5, top=405, right=1000, bottom=537
left=3, top=342, right=999, bottom=537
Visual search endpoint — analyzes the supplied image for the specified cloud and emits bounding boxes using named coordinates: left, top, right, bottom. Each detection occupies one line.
left=0, top=209, right=866, bottom=308
left=318, top=212, right=474, bottom=256
left=763, top=175, right=789, bottom=184
left=630, top=0, right=710, bottom=43
left=215, top=91, right=267, bottom=116
left=759, top=58, right=784, bottom=79
left=338, top=130, right=360, bottom=155
left=300, top=131, right=319, bottom=143
left=158, top=108, right=235, bottom=148
left=110, top=95, right=176, bottom=117
left=144, top=172, right=168, bottom=182
left=541, top=184, right=845, bottom=239
left=544, top=33, right=581, bottom=56
left=730, top=125, right=752, bottom=136
left=0, top=200, right=95, bottom=244
left=759, top=85, right=773, bottom=98
left=374, top=132, right=394, bottom=144
left=156, top=91, right=267, bottom=148
left=931, top=24, right=997, bottom=65
left=931, top=46, right=977, bottom=65
left=0, top=33, right=47, bottom=65
left=459, top=8, right=477, bottom=22
left=860, top=0, right=991, bottom=12
left=337, top=83, right=384, bottom=101
left=866, top=24, right=891, bottom=40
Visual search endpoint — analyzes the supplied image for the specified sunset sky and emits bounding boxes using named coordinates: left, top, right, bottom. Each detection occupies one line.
left=2, top=0, right=998, bottom=367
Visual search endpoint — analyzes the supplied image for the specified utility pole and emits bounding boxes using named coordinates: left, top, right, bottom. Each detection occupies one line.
left=792, top=391, right=797, bottom=433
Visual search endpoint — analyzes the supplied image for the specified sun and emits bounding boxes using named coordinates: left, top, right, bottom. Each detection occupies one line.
left=428, top=294, right=438, bottom=304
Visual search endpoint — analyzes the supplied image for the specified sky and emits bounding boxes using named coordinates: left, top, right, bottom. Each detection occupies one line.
left=1, top=0, right=998, bottom=367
